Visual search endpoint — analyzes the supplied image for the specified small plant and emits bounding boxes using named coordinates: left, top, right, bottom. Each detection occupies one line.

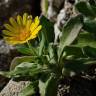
left=1, top=0, right=96, bottom=96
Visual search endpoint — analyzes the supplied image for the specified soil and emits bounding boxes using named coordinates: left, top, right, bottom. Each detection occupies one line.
left=58, top=76, right=96, bottom=96
left=57, top=65, right=96, bottom=96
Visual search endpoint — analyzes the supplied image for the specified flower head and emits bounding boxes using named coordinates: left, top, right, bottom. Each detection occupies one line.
left=3, top=13, right=42, bottom=45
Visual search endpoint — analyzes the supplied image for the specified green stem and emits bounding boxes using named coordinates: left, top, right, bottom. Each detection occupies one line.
left=27, top=41, right=37, bottom=55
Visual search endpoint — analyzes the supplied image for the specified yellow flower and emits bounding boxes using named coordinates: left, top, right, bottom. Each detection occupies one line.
left=3, top=13, right=42, bottom=45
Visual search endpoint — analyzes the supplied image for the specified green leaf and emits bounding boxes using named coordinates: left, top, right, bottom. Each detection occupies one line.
left=76, top=32, right=96, bottom=48
left=58, top=15, right=82, bottom=61
left=19, top=81, right=38, bottom=96
left=48, top=43, right=57, bottom=64
left=83, top=46, right=96, bottom=58
left=39, top=16, right=55, bottom=56
left=83, top=18, right=96, bottom=34
left=10, top=56, right=38, bottom=70
left=0, top=71, right=11, bottom=78
left=1, top=62, right=46, bottom=78
left=39, top=75, right=57, bottom=96
left=64, top=46, right=84, bottom=58
left=39, top=31, right=45, bottom=56
left=75, top=1, right=96, bottom=18
left=45, top=76, right=57, bottom=96
left=92, top=5, right=96, bottom=13
left=14, top=62, right=44, bottom=76
left=64, top=58, right=96, bottom=73
left=40, top=16, right=55, bottom=43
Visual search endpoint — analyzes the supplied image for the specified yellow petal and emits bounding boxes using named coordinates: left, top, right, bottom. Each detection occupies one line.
left=9, top=17, right=18, bottom=28
left=27, top=34, right=37, bottom=41
left=4, top=24, right=16, bottom=32
left=18, top=39, right=29, bottom=44
left=4, top=37, right=19, bottom=45
left=34, top=16, right=39, bottom=25
left=28, top=25, right=42, bottom=40
left=23, top=13, right=28, bottom=26
left=26, top=19, right=32, bottom=31
left=3, top=30, right=14, bottom=36
left=17, top=15, right=22, bottom=26
left=30, top=16, right=40, bottom=32
left=32, top=25, right=42, bottom=36
left=30, top=22, right=34, bottom=31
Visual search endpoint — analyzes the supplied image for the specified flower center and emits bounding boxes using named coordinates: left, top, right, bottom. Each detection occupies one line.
left=15, top=28, right=30, bottom=41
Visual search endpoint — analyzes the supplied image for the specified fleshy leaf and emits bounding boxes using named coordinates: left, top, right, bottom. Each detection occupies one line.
left=10, top=56, right=38, bottom=70
left=39, top=75, right=57, bottom=96
left=75, top=1, right=96, bottom=18
left=58, top=15, right=82, bottom=61
left=39, top=16, right=55, bottom=56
